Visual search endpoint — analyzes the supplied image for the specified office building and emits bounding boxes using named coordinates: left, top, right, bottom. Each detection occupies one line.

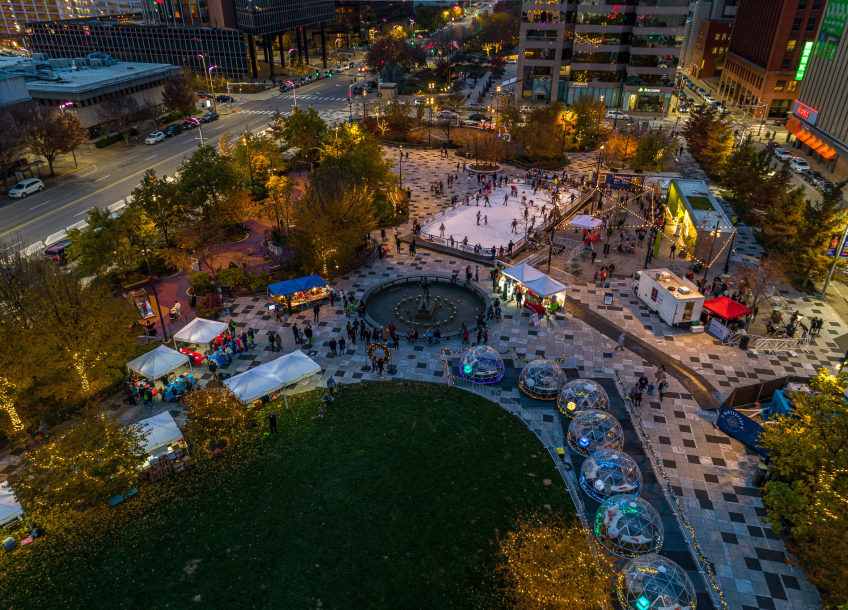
left=0, top=53, right=180, bottom=128
left=786, top=1, right=848, bottom=179
left=679, top=0, right=738, bottom=69
left=689, top=18, right=732, bottom=79
left=0, top=0, right=141, bottom=46
left=27, top=17, right=250, bottom=78
left=516, top=1, right=688, bottom=114
left=719, top=0, right=824, bottom=119
left=326, top=0, right=415, bottom=48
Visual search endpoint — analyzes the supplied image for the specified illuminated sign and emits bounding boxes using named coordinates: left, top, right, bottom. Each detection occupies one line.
left=795, top=40, right=814, bottom=80
left=638, top=87, right=662, bottom=93
left=792, top=100, right=819, bottom=125
left=572, top=82, right=588, bottom=87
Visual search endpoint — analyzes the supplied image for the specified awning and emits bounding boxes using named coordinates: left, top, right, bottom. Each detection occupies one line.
left=703, top=296, right=751, bottom=320
left=127, top=345, right=190, bottom=380
left=805, top=136, right=823, bottom=149
left=267, top=275, right=327, bottom=297
left=224, top=367, right=284, bottom=404
left=795, top=130, right=813, bottom=144
left=135, top=411, right=184, bottom=458
left=569, top=214, right=603, bottom=230
left=785, top=116, right=802, bottom=134
left=815, top=142, right=838, bottom=160
left=501, top=263, right=567, bottom=298
left=260, top=351, right=321, bottom=386
left=0, top=482, right=24, bottom=527
left=173, top=318, right=228, bottom=345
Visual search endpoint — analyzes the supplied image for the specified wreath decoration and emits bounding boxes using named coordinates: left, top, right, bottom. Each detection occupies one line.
left=367, top=343, right=391, bottom=364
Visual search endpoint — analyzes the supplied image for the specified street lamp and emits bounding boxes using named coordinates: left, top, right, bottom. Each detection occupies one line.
left=208, top=65, right=218, bottom=110
left=591, top=145, right=604, bottom=213
left=399, top=145, right=403, bottom=190
left=243, top=133, right=255, bottom=189
left=427, top=97, right=435, bottom=148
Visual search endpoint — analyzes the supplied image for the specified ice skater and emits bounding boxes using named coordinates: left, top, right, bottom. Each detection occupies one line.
left=439, top=223, right=446, bottom=237
left=503, top=193, right=509, bottom=205
left=511, top=219, right=518, bottom=233
left=476, top=211, right=481, bottom=225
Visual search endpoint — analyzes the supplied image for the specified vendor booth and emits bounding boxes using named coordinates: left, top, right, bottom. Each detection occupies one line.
left=224, top=367, right=284, bottom=405
left=261, top=351, right=321, bottom=409
left=703, top=296, right=751, bottom=340
left=267, top=275, right=329, bottom=313
left=0, top=482, right=24, bottom=528
left=173, top=317, right=229, bottom=358
left=127, top=345, right=194, bottom=401
left=500, top=263, right=568, bottom=315
left=135, top=411, right=191, bottom=480
left=569, top=215, right=603, bottom=244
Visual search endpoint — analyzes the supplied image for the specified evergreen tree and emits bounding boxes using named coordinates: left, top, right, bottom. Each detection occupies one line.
left=380, top=64, right=393, bottom=83
left=787, top=180, right=848, bottom=283
left=392, top=64, right=406, bottom=87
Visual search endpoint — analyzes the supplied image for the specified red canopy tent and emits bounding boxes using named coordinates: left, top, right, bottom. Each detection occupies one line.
left=703, top=297, right=751, bottom=320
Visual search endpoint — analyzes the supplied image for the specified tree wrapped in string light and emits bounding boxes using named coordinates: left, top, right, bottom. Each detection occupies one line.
left=557, top=378, right=610, bottom=418
left=580, top=448, right=642, bottom=501
left=618, top=554, right=696, bottom=610
left=567, top=410, right=623, bottom=456
left=594, top=495, right=663, bottom=558
left=518, top=359, right=567, bottom=400
left=458, top=345, right=505, bottom=384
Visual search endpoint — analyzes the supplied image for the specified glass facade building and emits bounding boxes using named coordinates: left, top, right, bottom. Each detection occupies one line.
left=517, top=0, right=688, bottom=113
left=325, top=0, right=415, bottom=48
left=232, top=0, right=334, bottom=36
left=26, top=18, right=249, bottom=78
left=1, top=0, right=140, bottom=44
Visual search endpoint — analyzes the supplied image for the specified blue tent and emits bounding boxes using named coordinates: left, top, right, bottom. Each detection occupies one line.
left=267, top=275, right=327, bottom=297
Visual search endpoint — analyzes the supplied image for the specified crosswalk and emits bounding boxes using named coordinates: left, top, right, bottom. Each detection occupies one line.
left=277, top=95, right=350, bottom=102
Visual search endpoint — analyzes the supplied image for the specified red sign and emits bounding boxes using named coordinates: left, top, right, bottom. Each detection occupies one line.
left=796, top=107, right=811, bottom=119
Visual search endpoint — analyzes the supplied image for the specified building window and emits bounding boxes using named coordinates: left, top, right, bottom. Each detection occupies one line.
left=806, top=18, right=816, bottom=31
left=712, top=46, right=718, bottom=54
left=775, top=80, right=786, bottom=91
left=781, top=59, right=791, bottom=70
left=787, top=39, right=796, bottom=52
left=792, top=18, right=802, bottom=30
left=788, top=81, right=797, bottom=92
left=798, top=1, right=807, bottom=8
left=812, top=0, right=821, bottom=8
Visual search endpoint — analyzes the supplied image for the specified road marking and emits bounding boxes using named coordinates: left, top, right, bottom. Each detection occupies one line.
left=1, top=242, right=22, bottom=252
left=29, top=200, right=51, bottom=210
left=75, top=208, right=93, bottom=216
left=0, top=116, right=258, bottom=240
left=94, top=175, right=111, bottom=182
left=77, top=167, right=98, bottom=178
left=144, top=155, right=157, bottom=160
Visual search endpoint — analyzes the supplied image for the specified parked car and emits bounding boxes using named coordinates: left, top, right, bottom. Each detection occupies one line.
left=772, top=148, right=792, bottom=161
left=182, top=117, right=201, bottom=130
left=800, top=169, right=823, bottom=184
left=163, top=124, right=183, bottom=137
left=216, top=95, right=234, bottom=103
left=200, top=112, right=219, bottom=123
left=8, top=178, right=44, bottom=198
left=773, top=118, right=788, bottom=126
left=678, top=105, right=689, bottom=114
left=145, top=132, right=165, bottom=144
left=789, top=157, right=811, bottom=172
left=196, top=91, right=213, bottom=99
left=468, top=113, right=492, bottom=121
left=437, top=110, right=458, bottom=118
left=44, top=240, right=71, bottom=263
left=505, top=58, right=516, bottom=64
left=605, top=110, right=629, bottom=120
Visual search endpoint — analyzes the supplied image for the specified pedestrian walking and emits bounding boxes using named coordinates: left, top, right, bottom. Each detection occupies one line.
left=275, top=333, right=282, bottom=352
left=329, top=337, right=338, bottom=356
left=658, top=378, right=668, bottom=402
left=616, top=332, right=626, bottom=351
left=634, top=390, right=643, bottom=408
left=292, top=323, right=300, bottom=345
left=269, top=332, right=277, bottom=352
left=376, top=357, right=384, bottom=377
left=304, top=324, right=313, bottom=345
left=655, top=364, right=666, bottom=382
left=318, top=407, right=324, bottom=418
left=327, top=376, right=337, bottom=397
left=268, top=411, right=278, bottom=434
left=669, top=243, right=677, bottom=258
left=313, top=302, right=321, bottom=322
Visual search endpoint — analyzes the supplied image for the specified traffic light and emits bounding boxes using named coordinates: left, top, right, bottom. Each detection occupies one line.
left=316, top=70, right=319, bottom=76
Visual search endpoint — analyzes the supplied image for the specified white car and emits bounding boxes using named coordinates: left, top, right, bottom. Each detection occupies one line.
left=145, top=132, right=165, bottom=145
left=605, top=110, right=629, bottom=120
left=505, top=58, right=517, bottom=64
left=789, top=157, right=810, bottom=172
left=704, top=96, right=715, bottom=104
left=8, top=178, right=44, bottom=198
left=773, top=148, right=792, bottom=161
left=437, top=110, right=458, bottom=118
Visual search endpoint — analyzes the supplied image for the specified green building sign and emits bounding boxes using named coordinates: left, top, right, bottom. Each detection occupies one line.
left=796, top=41, right=815, bottom=80
left=817, top=0, right=848, bottom=61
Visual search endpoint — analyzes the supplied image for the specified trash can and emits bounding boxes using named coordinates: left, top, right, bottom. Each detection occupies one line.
left=771, top=307, right=782, bottom=323
left=739, top=335, right=750, bottom=350
left=753, top=463, right=768, bottom=488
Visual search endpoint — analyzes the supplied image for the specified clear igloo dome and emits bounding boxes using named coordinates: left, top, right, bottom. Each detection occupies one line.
left=518, top=359, right=567, bottom=400
left=580, top=449, right=642, bottom=501
left=594, top=495, right=663, bottom=557
left=557, top=379, right=611, bottom=418
left=567, top=410, right=624, bottom=456
left=618, top=555, right=696, bottom=610
left=458, top=345, right=505, bottom=384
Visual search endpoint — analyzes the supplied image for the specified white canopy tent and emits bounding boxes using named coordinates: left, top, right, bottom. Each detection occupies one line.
left=569, top=214, right=603, bottom=230
left=0, top=482, right=24, bottom=528
left=173, top=317, right=229, bottom=348
left=501, top=263, right=568, bottom=300
left=127, top=345, right=191, bottom=380
left=260, top=351, right=321, bottom=409
left=135, top=411, right=186, bottom=458
left=224, top=367, right=284, bottom=404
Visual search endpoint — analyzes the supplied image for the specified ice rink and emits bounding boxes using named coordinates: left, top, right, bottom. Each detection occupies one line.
left=420, top=183, right=580, bottom=253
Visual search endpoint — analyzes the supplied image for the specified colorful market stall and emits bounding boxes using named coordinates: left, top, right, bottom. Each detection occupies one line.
left=267, top=275, right=329, bottom=313
left=173, top=317, right=229, bottom=360
left=499, top=263, right=568, bottom=315
left=135, top=411, right=191, bottom=480
left=569, top=214, right=603, bottom=244
left=702, top=296, right=751, bottom=340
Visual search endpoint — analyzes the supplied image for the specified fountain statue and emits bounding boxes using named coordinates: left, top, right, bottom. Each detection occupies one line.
left=416, top=276, right=436, bottom=319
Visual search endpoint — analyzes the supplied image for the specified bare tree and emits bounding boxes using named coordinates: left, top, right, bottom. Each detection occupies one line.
left=0, top=110, right=27, bottom=192
left=161, top=73, right=197, bottom=117
left=97, top=96, right=144, bottom=145
left=437, top=117, right=456, bottom=144
left=733, top=255, right=789, bottom=322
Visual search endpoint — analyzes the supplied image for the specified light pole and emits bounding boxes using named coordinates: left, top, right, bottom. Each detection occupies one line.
left=702, top=223, right=721, bottom=283
left=547, top=202, right=560, bottom=272
left=243, top=132, right=255, bottom=189
left=141, top=239, right=169, bottom=341
left=592, top=145, right=604, bottom=213
left=286, top=80, right=297, bottom=110
left=208, top=65, right=218, bottom=111
left=427, top=97, right=434, bottom=148
left=399, top=145, right=403, bottom=190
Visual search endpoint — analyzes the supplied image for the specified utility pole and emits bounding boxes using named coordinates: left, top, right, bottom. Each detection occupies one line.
left=547, top=202, right=560, bottom=272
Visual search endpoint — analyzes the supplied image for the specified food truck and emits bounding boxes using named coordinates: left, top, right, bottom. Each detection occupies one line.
left=633, top=268, right=704, bottom=327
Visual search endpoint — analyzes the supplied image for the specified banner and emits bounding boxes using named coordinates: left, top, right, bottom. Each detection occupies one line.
left=716, top=405, right=768, bottom=456
left=824, top=233, right=848, bottom=257
left=817, top=0, right=848, bottom=61
left=594, top=172, right=645, bottom=190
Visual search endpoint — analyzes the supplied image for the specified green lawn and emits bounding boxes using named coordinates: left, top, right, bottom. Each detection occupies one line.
left=0, top=382, right=572, bottom=609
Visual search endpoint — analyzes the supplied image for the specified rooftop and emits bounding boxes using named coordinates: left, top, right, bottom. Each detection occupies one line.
left=671, top=179, right=733, bottom=232
left=640, top=268, right=703, bottom=301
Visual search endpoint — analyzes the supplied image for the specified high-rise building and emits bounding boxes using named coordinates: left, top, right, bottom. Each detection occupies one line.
left=326, top=0, right=415, bottom=49
left=231, top=0, right=334, bottom=36
left=0, top=0, right=141, bottom=45
left=680, top=0, right=738, bottom=69
left=689, top=18, right=732, bottom=79
left=516, top=1, right=688, bottom=114
left=719, top=0, right=825, bottom=119
left=786, top=0, right=848, bottom=178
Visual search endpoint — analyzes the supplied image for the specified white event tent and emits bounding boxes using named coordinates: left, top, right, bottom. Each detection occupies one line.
left=127, top=345, right=191, bottom=380
left=569, top=214, right=603, bottom=230
left=261, top=351, right=322, bottom=409
left=0, top=482, right=24, bottom=528
left=135, top=411, right=187, bottom=458
left=224, top=351, right=321, bottom=407
left=173, top=317, right=229, bottom=348
left=501, top=263, right=568, bottom=299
